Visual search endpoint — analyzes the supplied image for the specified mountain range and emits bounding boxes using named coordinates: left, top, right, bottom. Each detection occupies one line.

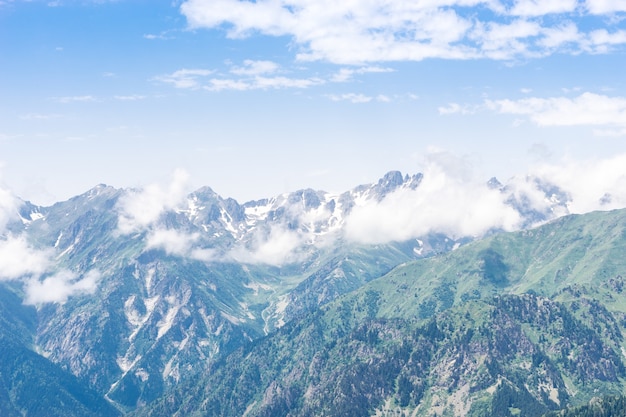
left=0, top=170, right=623, bottom=416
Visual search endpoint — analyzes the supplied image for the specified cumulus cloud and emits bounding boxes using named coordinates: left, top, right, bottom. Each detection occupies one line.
left=0, top=235, right=101, bottom=305
left=0, top=236, right=52, bottom=281
left=205, top=150, right=626, bottom=260
left=23, top=269, right=101, bottom=305
left=153, top=68, right=214, bottom=89
left=117, top=169, right=191, bottom=234
left=509, top=0, right=577, bottom=16
left=586, top=0, right=626, bottom=14
left=229, top=224, right=305, bottom=266
left=145, top=228, right=199, bottom=256
left=327, top=93, right=373, bottom=104
left=331, top=66, right=394, bottom=82
left=180, top=0, right=626, bottom=64
left=527, top=154, right=626, bottom=214
left=230, top=59, right=280, bottom=75
left=344, top=154, right=521, bottom=244
left=438, top=102, right=477, bottom=115
left=486, top=92, right=626, bottom=131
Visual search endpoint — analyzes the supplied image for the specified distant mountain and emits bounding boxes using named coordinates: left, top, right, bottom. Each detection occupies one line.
left=0, top=170, right=598, bottom=414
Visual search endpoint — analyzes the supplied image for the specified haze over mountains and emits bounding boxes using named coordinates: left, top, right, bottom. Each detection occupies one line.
left=1, top=168, right=626, bottom=416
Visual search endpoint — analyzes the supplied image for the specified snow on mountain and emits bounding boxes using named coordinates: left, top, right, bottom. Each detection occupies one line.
left=0, top=168, right=607, bottom=412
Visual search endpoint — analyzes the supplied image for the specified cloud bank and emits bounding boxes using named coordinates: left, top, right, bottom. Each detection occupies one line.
left=527, top=154, right=626, bottom=214
left=229, top=224, right=308, bottom=266
left=344, top=156, right=522, bottom=243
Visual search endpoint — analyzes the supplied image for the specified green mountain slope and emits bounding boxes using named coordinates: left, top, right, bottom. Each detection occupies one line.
left=342, top=209, right=626, bottom=323
left=138, top=209, right=626, bottom=416
left=139, top=294, right=626, bottom=417
left=0, top=285, right=120, bottom=417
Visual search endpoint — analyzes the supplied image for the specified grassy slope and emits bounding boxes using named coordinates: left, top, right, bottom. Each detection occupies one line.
left=138, top=209, right=626, bottom=417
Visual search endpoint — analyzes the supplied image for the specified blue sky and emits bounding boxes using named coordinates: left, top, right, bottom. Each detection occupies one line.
left=1, top=0, right=626, bottom=205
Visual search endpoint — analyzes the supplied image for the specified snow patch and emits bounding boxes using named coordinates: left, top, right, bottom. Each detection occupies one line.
left=56, top=244, right=74, bottom=259
left=30, top=211, right=44, bottom=221
left=54, top=232, right=63, bottom=248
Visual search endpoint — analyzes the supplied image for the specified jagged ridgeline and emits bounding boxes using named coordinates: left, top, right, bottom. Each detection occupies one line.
left=1, top=173, right=626, bottom=416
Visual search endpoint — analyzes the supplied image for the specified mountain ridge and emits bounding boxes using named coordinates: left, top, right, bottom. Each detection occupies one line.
left=0, top=169, right=618, bottom=415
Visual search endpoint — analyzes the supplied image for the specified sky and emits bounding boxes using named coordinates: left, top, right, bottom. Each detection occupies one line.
left=1, top=0, right=626, bottom=206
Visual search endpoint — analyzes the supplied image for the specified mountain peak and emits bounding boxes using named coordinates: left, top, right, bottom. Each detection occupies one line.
left=378, top=171, right=405, bottom=188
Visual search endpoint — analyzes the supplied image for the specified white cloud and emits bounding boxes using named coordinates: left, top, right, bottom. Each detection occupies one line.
left=230, top=59, right=280, bottom=75
left=344, top=154, right=521, bottom=243
left=586, top=0, right=626, bottom=14
left=438, top=102, right=477, bottom=115
left=251, top=75, right=324, bottom=89
left=509, top=0, right=577, bottom=16
left=117, top=169, right=191, bottom=234
left=229, top=224, right=305, bottom=266
left=527, top=154, right=626, bottom=214
left=205, top=75, right=324, bottom=91
left=153, top=68, right=214, bottom=89
left=114, top=95, right=147, bottom=101
left=23, top=269, right=101, bottom=305
left=205, top=78, right=251, bottom=91
left=54, top=95, right=97, bottom=104
left=470, top=19, right=542, bottom=59
left=226, top=198, right=336, bottom=266
left=0, top=231, right=100, bottom=305
left=331, top=66, right=395, bottom=82
left=145, top=228, right=199, bottom=256
left=0, top=236, right=52, bottom=281
left=327, top=93, right=373, bottom=103
left=538, top=21, right=581, bottom=49
left=180, top=0, right=626, bottom=64
left=143, top=31, right=174, bottom=40
left=190, top=247, right=219, bottom=262
left=486, top=92, right=626, bottom=129
left=586, top=28, right=626, bottom=52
